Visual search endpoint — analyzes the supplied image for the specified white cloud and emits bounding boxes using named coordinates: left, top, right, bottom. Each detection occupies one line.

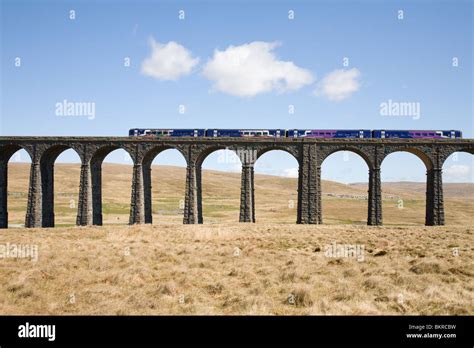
left=202, top=41, right=314, bottom=97
left=141, top=39, right=199, bottom=80
left=283, top=167, right=298, bottom=178
left=314, top=68, right=361, bottom=101
left=444, top=164, right=472, bottom=182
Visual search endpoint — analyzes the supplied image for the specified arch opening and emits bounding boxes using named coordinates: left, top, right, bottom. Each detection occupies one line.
left=148, top=148, right=187, bottom=224
left=5, top=149, right=31, bottom=228
left=52, top=149, right=81, bottom=227
left=200, top=148, right=241, bottom=223
left=36, top=145, right=81, bottom=227
left=254, top=150, right=299, bottom=223
left=380, top=151, right=428, bottom=225
left=321, top=150, right=369, bottom=225
left=97, top=148, right=133, bottom=225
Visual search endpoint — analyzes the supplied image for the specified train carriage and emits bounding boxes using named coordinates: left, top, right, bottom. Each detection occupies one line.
left=372, top=130, right=462, bottom=139
left=287, top=129, right=371, bottom=138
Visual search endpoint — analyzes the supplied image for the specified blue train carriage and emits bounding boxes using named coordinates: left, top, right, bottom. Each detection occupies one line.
left=205, top=129, right=285, bottom=137
left=128, top=128, right=205, bottom=137
left=287, top=129, right=371, bottom=138
left=372, top=130, right=462, bottom=139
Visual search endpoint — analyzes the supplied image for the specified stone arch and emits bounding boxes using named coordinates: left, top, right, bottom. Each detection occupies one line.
left=320, top=148, right=371, bottom=225
left=380, top=147, right=434, bottom=170
left=256, top=145, right=300, bottom=165
left=0, top=144, right=31, bottom=162
left=440, top=148, right=474, bottom=169
left=0, top=145, right=33, bottom=228
left=141, top=146, right=188, bottom=224
left=90, top=145, right=134, bottom=166
left=142, top=145, right=188, bottom=167
left=195, top=145, right=240, bottom=167
left=319, top=146, right=373, bottom=169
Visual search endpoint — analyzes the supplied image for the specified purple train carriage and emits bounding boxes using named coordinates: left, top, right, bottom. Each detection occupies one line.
left=287, top=129, right=371, bottom=138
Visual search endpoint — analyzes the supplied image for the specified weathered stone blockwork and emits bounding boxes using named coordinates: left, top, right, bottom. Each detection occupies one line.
left=0, top=137, right=472, bottom=228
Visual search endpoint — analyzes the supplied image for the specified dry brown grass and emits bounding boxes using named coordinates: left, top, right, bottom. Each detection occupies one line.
left=0, top=224, right=472, bottom=315
left=2, top=163, right=473, bottom=315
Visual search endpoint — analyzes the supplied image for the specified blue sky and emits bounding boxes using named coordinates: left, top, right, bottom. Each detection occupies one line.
left=1, top=0, right=473, bottom=182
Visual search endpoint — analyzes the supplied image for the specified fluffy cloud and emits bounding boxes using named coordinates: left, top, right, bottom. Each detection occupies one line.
left=202, top=41, right=314, bottom=97
left=141, top=39, right=199, bottom=80
left=444, top=164, right=473, bottom=182
left=314, top=68, right=361, bottom=101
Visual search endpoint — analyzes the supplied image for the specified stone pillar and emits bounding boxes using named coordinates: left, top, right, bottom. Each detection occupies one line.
left=129, top=163, right=145, bottom=224
left=91, top=160, right=103, bottom=225
left=426, top=168, right=445, bottom=226
left=40, top=160, right=55, bottom=228
left=143, top=162, right=152, bottom=224
left=76, top=162, right=93, bottom=226
left=25, top=160, right=42, bottom=228
left=239, top=164, right=255, bottom=222
left=297, top=144, right=321, bottom=224
left=0, top=161, right=8, bottom=228
left=367, top=167, right=382, bottom=225
left=183, top=163, right=202, bottom=224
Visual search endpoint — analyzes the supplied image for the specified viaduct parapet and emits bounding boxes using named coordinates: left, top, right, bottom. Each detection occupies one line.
left=0, top=136, right=473, bottom=228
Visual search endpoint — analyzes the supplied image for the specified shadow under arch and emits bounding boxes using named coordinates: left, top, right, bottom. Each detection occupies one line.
left=380, top=150, right=429, bottom=225
left=142, top=146, right=188, bottom=224
left=320, top=149, right=370, bottom=225
left=0, top=146, right=32, bottom=228
left=253, top=149, right=299, bottom=223
left=90, top=145, right=134, bottom=225
left=199, top=147, right=242, bottom=224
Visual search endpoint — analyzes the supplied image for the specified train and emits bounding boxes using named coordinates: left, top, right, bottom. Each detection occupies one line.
left=128, top=129, right=462, bottom=139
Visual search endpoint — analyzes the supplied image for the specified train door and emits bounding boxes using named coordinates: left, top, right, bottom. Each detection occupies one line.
left=293, top=129, right=298, bottom=138
left=213, top=129, right=218, bottom=137
left=359, top=130, right=364, bottom=138
left=451, top=131, right=455, bottom=139
left=381, top=130, right=386, bottom=139
left=194, top=129, right=198, bottom=137
left=276, top=130, right=280, bottom=138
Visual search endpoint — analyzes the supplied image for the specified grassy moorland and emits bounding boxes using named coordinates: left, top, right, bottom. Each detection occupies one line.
left=0, top=163, right=472, bottom=315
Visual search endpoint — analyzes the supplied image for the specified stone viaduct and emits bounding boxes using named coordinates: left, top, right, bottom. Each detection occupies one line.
left=0, top=136, right=473, bottom=228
